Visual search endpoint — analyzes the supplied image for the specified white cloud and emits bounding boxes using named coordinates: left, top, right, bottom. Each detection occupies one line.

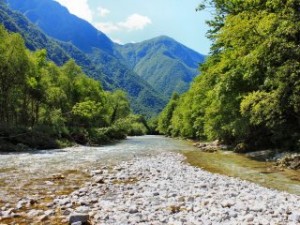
left=97, top=6, right=110, bottom=17
left=112, top=38, right=123, bottom=45
left=118, top=14, right=152, bottom=31
left=94, top=13, right=152, bottom=34
left=55, top=0, right=93, bottom=22
left=94, top=22, right=120, bottom=34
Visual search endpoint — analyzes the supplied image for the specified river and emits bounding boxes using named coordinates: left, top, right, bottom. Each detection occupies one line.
left=0, top=135, right=299, bottom=210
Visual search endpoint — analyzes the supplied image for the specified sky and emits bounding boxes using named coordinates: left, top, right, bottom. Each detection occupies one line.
left=54, top=0, right=213, bottom=54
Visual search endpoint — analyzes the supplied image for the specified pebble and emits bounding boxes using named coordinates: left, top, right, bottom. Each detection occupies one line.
left=2, top=153, right=299, bottom=224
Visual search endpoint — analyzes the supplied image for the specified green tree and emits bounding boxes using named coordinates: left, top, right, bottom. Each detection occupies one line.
left=108, top=90, right=131, bottom=124
left=157, top=93, right=179, bottom=135
left=0, top=26, right=30, bottom=125
left=159, top=0, right=300, bottom=151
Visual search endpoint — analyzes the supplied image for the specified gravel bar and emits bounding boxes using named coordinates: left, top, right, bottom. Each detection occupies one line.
left=51, top=153, right=300, bottom=225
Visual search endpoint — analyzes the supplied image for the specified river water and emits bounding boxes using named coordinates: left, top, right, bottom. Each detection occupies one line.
left=0, top=135, right=299, bottom=209
left=0, top=136, right=193, bottom=206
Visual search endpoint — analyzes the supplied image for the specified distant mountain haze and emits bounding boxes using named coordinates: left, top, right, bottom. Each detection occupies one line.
left=5, top=0, right=205, bottom=116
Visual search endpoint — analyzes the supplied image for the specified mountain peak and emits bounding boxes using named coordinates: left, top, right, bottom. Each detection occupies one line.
left=7, top=0, right=114, bottom=54
left=116, top=36, right=206, bottom=97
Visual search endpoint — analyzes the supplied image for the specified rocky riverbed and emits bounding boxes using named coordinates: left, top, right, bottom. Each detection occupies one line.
left=3, top=152, right=299, bottom=225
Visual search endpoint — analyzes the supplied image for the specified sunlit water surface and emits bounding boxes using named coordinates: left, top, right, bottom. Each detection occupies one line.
left=0, top=135, right=299, bottom=210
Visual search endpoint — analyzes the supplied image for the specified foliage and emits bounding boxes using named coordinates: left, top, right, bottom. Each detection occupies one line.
left=4, top=0, right=167, bottom=117
left=158, top=0, right=300, bottom=151
left=0, top=25, right=148, bottom=150
left=157, top=93, right=180, bottom=135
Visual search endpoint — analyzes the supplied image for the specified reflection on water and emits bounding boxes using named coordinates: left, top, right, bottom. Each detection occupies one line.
left=183, top=150, right=300, bottom=195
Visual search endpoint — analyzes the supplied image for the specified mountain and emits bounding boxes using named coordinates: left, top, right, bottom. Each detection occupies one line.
left=4, top=0, right=167, bottom=117
left=0, top=1, right=112, bottom=88
left=116, top=36, right=206, bottom=97
left=6, top=0, right=113, bottom=54
left=6, top=0, right=205, bottom=114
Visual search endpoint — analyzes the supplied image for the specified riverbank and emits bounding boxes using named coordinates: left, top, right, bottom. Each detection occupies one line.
left=3, top=152, right=299, bottom=224
left=192, top=140, right=300, bottom=170
left=0, top=126, right=128, bottom=152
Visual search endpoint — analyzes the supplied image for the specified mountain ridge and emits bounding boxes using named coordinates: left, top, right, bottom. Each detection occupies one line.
left=5, top=0, right=205, bottom=115
left=116, top=35, right=206, bottom=97
left=4, top=0, right=167, bottom=117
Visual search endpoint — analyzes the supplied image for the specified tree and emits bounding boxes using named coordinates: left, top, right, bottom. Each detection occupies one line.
left=108, top=90, right=131, bottom=124
left=157, top=93, right=179, bottom=135
left=0, top=26, right=30, bottom=125
left=158, top=0, right=300, bottom=150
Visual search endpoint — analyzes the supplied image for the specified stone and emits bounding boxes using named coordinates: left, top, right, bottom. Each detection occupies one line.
left=69, top=213, right=90, bottom=224
left=221, top=200, right=235, bottom=208
left=128, top=206, right=138, bottom=214
left=27, top=209, right=44, bottom=217
left=75, top=206, right=90, bottom=214
left=245, top=214, right=254, bottom=222
left=38, top=152, right=300, bottom=225
left=94, top=176, right=105, bottom=184
left=290, top=212, right=300, bottom=223
left=16, top=200, right=26, bottom=209
left=38, top=215, right=49, bottom=222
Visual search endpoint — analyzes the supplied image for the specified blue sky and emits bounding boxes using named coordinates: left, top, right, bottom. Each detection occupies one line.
left=54, top=0, right=212, bottom=54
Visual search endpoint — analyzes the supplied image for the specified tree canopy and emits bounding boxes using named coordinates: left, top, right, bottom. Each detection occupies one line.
left=0, top=25, right=148, bottom=150
left=157, top=0, right=300, bottom=151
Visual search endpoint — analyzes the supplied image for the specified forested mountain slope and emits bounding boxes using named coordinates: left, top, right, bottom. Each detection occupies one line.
left=116, top=36, right=206, bottom=97
left=3, top=0, right=167, bottom=117
left=7, top=0, right=206, bottom=112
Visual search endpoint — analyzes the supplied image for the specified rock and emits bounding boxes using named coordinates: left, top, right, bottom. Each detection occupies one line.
left=63, top=209, right=73, bottom=216
left=244, top=214, right=254, bottom=222
left=27, top=198, right=38, bottom=206
left=51, top=174, right=65, bottom=180
left=234, top=143, right=249, bottom=153
left=45, top=180, right=54, bottom=185
left=187, top=196, right=195, bottom=202
left=38, top=214, right=49, bottom=222
left=246, top=150, right=275, bottom=161
left=2, top=208, right=15, bottom=219
left=91, top=170, right=103, bottom=175
left=128, top=206, right=138, bottom=214
left=44, top=209, right=55, bottom=216
left=69, top=213, right=90, bottom=225
left=27, top=209, right=44, bottom=218
left=276, top=154, right=300, bottom=170
left=221, top=200, right=235, bottom=208
left=46, top=153, right=300, bottom=225
left=94, top=176, right=105, bottom=184
left=16, top=200, right=26, bottom=209
left=290, top=212, right=300, bottom=223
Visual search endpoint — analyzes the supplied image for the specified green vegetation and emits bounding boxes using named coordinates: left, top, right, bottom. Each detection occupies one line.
left=0, top=25, right=147, bottom=151
left=158, top=0, right=300, bottom=152
left=116, top=36, right=206, bottom=98
left=5, top=0, right=167, bottom=117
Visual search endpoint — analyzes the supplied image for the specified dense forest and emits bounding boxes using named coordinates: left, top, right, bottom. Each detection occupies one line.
left=0, top=25, right=149, bottom=151
left=158, top=0, right=300, bottom=152
left=1, top=0, right=167, bottom=118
